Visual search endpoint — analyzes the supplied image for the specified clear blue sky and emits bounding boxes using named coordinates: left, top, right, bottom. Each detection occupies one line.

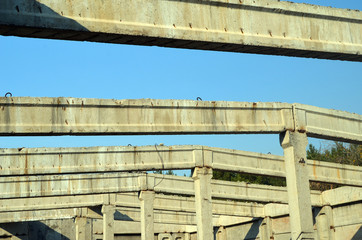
left=0, top=0, right=361, bottom=159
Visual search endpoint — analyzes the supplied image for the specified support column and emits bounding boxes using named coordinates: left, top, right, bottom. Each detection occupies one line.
left=280, top=131, right=314, bottom=240
left=192, top=167, right=213, bottom=240
left=76, top=217, right=91, bottom=240
left=139, top=190, right=155, bottom=240
left=216, top=226, right=227, bottom=240
left=316, top=206, right=335, bottom=240
left=260, top=217, right=273, bottom=240
left=101, top=205, right=115, bottom=240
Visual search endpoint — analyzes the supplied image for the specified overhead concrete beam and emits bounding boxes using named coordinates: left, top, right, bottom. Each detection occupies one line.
left=1, top=98, right=361, bottom=143
left=0, top=0, right=361, bottom=61
left=1, top=145, right=361, bottom=186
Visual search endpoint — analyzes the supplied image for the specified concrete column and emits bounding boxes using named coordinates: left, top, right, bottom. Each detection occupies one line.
left=101, top=205, right=115, bottom=240
left=316, top=206, right=335, bottom=240
left=76, top=217, right=91, bottom=240
left=192, top=167, right=213, bottom=240
left=216, top=226, right=227, bottom=240
left=139, top=190, right=155, bottom=240
left=260, top=217, right=273, bottom=240
left=280, top=131, right=314, bottom=240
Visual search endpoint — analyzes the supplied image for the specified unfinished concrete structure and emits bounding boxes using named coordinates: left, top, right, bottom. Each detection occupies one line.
left=0, top=98, right=361, bottom=239
left=0, top=0, right=361, bottom=239
left=0, top=0, right=362, bottom=61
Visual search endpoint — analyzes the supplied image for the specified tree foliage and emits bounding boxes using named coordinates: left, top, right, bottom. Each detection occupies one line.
left=307, top=142, right=361, bottom=166
left=307, top=142, right=361, bottom=191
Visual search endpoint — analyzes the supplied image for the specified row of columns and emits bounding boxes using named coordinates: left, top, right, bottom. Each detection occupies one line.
left=75, top=131, right=316, bottom=240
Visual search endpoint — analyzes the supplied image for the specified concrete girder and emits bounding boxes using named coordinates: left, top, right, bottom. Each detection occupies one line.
left=1, top=145, right=361, bottom=186
left=0, top=0, right=361, bottom=61
left=0, top=98, right=360, bottom=143
left=0, top=192, right=266, bottom=224
left=0, top=172, right=322, bottom=206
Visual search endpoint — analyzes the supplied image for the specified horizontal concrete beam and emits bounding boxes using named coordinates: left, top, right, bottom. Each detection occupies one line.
left=0, top=97, right=362, bottom=143
left=0, top=0, right=361, bottom=61
left=0, top=208, right=79, bottom=223
left=1, top=145, right=361, bottom=186
left=0, top=192, right=265, bottom=223
left=92, top=220, right=198, bottom=235
left=322, top=186, right=362, bottom=206
left=1, top=98, right=361, bottom=143
left=0, top=97, right=294, bottom=135
left=0, top=171, right=322, bottom=206
left=0, top=172, right=142, bottom=199
left=294, top=104, right=362, bottom=143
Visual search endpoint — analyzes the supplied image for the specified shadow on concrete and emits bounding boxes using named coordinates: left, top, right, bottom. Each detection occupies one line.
left=0, top=221, right=71, bottom=240
left=244, top=219, right=262, bottom=239
left=0, top=0, right=88, bottom=34
left=352, top=226, right=362, bottom=240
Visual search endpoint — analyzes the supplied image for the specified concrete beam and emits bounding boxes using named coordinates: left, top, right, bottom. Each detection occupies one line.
left=0, top=170, right=323, bottom=206
left=1, top=98, right=360, bottom=143
left=0, top=0, right=361, bottom=61
left=322, top=186, right=362, bottom=206
left=1, top=144, right=361, bottom=186
left=0, top=192, right=266, bottom=223
left=0, top=172, right=142, bottom=199
left=294, top=103, right=362, bottom=143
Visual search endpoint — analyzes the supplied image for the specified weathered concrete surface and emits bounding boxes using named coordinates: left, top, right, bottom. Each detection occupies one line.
left=1, top=98, right=361, bottom=143
left=1, top=145, right=361, bottom=186
left=0, top=0, right=361, bottom=61
left=280, top=131, right=314, bottom=240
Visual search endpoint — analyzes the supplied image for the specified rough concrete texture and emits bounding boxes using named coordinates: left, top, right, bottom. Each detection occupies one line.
left=0, top=98, right=361, bottom=143
left=0, top=0, right=361, bottom=61
left=0, top=99, right=361, bottom=239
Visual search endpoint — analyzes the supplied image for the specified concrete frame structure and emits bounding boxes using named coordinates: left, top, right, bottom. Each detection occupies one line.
left=0, top=0, right=361, bottom=61
left=0, top=0, right=361, bottom=239
left=0, top=98, right=361, bottom=240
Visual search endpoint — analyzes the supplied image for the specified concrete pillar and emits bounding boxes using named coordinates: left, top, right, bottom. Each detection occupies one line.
left=76, top=217, right=91, bottom=240
left=216, top=226, right=227, bottom=240
left=192, top=167, right=213, bottom=240
left=260, top=217, right=273, bottom=240
left=101, top=205, right=115, bottom=240
left=316, top=206, right=335, bottom=240
left=280, top=131, right=314, bottom=240
left=139, top=190, right=155, bottom=240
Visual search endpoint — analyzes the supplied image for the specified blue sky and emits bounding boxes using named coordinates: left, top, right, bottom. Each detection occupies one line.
left=0, top=0, right=361, bottom=159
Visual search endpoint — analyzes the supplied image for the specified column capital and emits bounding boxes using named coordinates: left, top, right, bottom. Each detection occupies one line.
left=280, top=131, right=308, bottom=149
left=192, top=167, right=213, bottom=180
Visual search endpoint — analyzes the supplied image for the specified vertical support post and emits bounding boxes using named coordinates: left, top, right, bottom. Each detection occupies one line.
left=216, top=226, right=227, bottom=240
left=280, top=131, right=314, bottom=240
left=316, top=206, right=335, bottom=240
left=260, top=217, right=273, bottom=240
left=101, top=205, right=115, bottom=240
left=139, top=190, right=155, bottom=240
left=76, top=217, right=91, bottom=240
left=192, top=167, right=213, bottom=240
